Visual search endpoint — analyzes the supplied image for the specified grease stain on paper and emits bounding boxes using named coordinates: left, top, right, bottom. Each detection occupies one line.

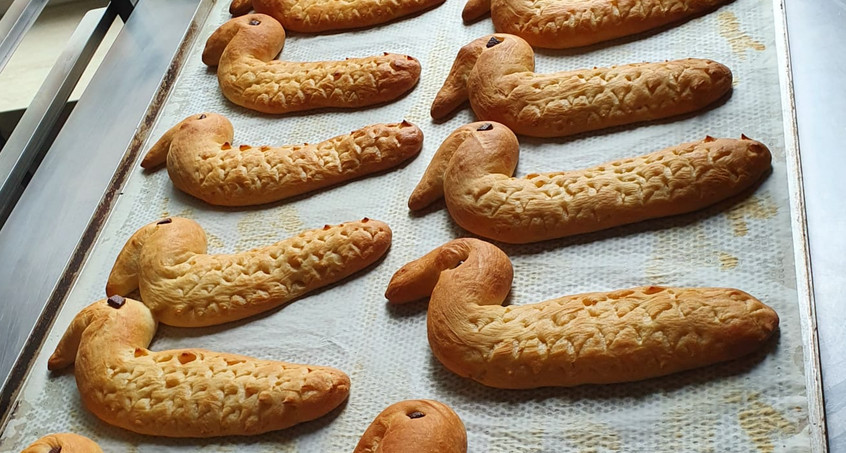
left=564, top=423, right=621, bottom=452
left=646, top=224, right=709, bottom=285
left=726, top=392, right=801, bottom=452
left=205, top=231, right=225, bottom=250
left=718, top=12, right=766, bottom=59
left=725, top=195, right=778, bottom=237
left=234, top=206, right=304, bottom=251
left=719, top=252, right=739, bottom=269
left=668, top=405, right=717, bottom=452
left=157, top=196, right=170, bottom=218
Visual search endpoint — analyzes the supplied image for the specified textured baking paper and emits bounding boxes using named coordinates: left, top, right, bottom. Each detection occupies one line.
left=0, top=0, right=813, bottom=451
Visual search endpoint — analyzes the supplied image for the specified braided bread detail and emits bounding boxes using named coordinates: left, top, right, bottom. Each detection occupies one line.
left=410, top=122, right=771, bottom=243
left=385, top=239, right=779, bottom=389
left=47, top=299, right=349, bottom=437
left=228, top=0, right=445, bottom=32
left=432, top=34, right=731, bottom=137
left=203, top=15, right=420, bottom=114
left=106, top=217, right=392, bottom=327
left=142, top=113, right=422, bottom=206
left=466, top=0, right=729, bottom=48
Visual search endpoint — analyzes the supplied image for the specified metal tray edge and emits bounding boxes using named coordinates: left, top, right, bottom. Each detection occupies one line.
left=0, top=0, right=215, bottom=431
left=771, top=0, right=829, bottom=450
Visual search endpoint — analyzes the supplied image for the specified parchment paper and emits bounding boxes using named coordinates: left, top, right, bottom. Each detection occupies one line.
left=0, top=0, right=814, bottom=451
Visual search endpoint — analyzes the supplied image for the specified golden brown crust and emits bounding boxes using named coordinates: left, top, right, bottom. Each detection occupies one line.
left=229, top=0, right=253, bottom=15
left=106, top=217, right=392, bottom=327
left=466, top=0, right=729, bottom=48
left=431, top=34, right=732, bottom=137
left=409, top=122, right=771, bottom=243
left=48, top=299, right=350, bottom=437
left=354, top=400, right=467, bottom=453
left=251, top=0, right=445, bottom=32
left=461, top=0, right=491, bottom=22
left=385, top=239, right=779, bottom=389
left=20, top=433, right=103, bottom=453
left=202, top=15, right=420, bottom=114
left=142, top=113, right=423, bottom=206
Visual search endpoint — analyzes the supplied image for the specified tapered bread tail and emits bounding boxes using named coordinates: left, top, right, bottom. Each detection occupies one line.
left=48, top=297, right=156, bottom=371
left=105, top=220, right=162, bottom=296
left=230, top=0, right=253, bottom=15
left=141, top=113, right=213, bottom=169
left=47, top=304, right=99, bottom=371
left=201, top=15, right=245, bottom=66
left=409, top=123, right=479, bottom=210
left=386, top=239, right=478, bottom=304
left=409, top=121, right=512, bottom=210
left=462, top=0, right=491, bottom=22
left=430, top=35, right=500, bottom=119
left=141, top=113, right=233, bottom=170
left=201, top=14, right=286, bottom=66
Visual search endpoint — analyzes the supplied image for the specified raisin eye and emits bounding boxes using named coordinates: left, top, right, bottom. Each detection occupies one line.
left=408, top=411, right=425, bottom=419
left=249, top=19, right=261, bottom=25
left=477, top=123, right=493, bottom=131
left=486, top=37, right=501, bottom=48
left=107, top=295, right=126, bottom=309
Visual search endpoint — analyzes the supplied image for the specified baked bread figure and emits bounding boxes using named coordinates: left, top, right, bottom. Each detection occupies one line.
left=203, top=14, right=420, bottom=114
left=20, top=433, right=103, bottom=453
left=409, top=122, right=772, bottom=244
left=431, top=34, right=732, bottom=137
left=48, top=298, right=350, bottom=437
left=142, top=113, right=423, bottom=206
left=385, top=238, right=780, bottom=389
left=106, top=217, right=392, bottom=327
left=229, top=0, right=444, bottom=33
left=461, top=0, right=730, bottom=48
left=354, top=400, right=467, bottom=453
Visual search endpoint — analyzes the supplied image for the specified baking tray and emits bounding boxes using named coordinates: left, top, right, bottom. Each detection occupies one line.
left=0, top=0, right=826, bottom=450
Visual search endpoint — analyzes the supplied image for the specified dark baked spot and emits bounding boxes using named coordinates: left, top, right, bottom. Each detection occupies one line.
left=477, top=123, right=494, bottom=131
left=408, top=411, right=425, bottom=419
left=157, top=218, right=172, bottom=225
left=486, top=37, right=502, bottom=48
left=249, top=19, right=261, bottom=25
left=107, top=295, right=126, bottom=309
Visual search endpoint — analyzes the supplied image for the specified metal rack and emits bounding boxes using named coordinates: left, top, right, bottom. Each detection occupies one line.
left=0, top=0, right=205, bottom=420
